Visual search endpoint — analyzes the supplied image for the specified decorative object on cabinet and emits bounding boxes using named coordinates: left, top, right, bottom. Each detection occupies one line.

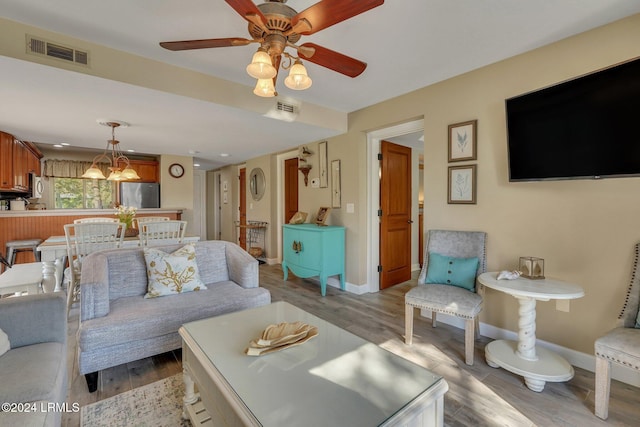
left=82, top=120, right=141, bottom=181
left=448, top=120, right=477, bottom=162
left=289, top=211, right=308, bottom=224
left=169, top=163, right=185, bottom=178
left=448, top=164, right=477, bottom=204
left=315, top=207, right=331, bottom=225
left=331, top=159, right=341, bottom=208
left=282, top=224, right=345, bottom=296
left=249, top=167, right=266, bottom=201
left=519, top=256, right=545, bottom=279
left=318, top=141, right=328, bottom=188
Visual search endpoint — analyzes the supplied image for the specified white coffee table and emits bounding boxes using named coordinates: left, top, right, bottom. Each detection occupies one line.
left=478, top=272, right=585, bottom=392
left=0, top=262, right=44, bottom=296
left=180, top=301, right=448, bottom=427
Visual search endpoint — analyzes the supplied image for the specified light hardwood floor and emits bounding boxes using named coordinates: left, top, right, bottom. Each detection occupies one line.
left=63, top=264, right=639, bottom=426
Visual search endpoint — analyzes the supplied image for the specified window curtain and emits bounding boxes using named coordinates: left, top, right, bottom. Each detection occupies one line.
left=42, top=160, right=110, bottom=178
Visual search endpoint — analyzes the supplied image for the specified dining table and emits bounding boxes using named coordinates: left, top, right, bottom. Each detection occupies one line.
left=37, top=234, right=201, bottom=292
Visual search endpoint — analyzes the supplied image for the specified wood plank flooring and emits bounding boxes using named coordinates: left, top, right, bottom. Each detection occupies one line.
left=63, top=264, right=639, bottom=426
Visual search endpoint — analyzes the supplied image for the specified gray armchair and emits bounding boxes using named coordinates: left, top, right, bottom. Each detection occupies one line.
left=0, top=293, right=67, bottom=427
left=594, top=243, right=640, bottom=419
left=405, top=230, right=487, bottom=365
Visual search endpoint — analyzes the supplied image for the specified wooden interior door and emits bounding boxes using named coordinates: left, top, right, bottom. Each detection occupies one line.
left=284, top=157, right=299, bottom=223
left=239, top=168, right=247, bottom=249
left=379, top=140, right=412, bottom=289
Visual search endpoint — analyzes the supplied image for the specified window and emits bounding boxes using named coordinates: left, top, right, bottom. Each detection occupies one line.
left=53, top=178, right=115, bottom=209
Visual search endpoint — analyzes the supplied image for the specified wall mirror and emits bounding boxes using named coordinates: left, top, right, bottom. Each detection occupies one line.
left=249, top=167, right=266, bottom=201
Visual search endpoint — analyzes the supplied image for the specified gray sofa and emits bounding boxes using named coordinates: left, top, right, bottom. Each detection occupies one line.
left=0, top=293, right=68, bottom=427
left=77, top=240, right=271, bottom=392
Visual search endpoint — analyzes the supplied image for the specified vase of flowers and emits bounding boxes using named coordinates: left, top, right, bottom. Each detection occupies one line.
left=115, top=205, right=138, bottom=237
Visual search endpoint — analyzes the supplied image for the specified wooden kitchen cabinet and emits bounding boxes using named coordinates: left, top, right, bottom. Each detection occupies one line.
left=117, top=159, right=159, bottom=182
left=0, top=132, right=42, bottom=192
left=0, top=132, right=13, bottom=189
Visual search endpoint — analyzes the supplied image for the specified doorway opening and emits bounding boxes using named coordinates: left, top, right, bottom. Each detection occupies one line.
left=367, top=119, right=424, bottom=293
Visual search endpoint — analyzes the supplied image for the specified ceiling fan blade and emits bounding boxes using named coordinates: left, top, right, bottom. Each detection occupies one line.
left=290, top=0, right=384, bottom=35
left=160, top=38, right=254, bottom=51
left=225, top=0, right=269, bottom=32
left=298, top=43, right=367, bottom=77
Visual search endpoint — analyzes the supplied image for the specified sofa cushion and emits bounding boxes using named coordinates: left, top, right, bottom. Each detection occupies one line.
left=79, top=281, right=271, bottom=352
left=0, top=327, right=9, bottom=357
left=0, top=342, right=66, bottom=404
left=143, top=244, right=206, bottom=298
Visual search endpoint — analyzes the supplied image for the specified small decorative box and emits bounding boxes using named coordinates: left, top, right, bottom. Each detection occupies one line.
left=519, top=257, right=545, bottom=279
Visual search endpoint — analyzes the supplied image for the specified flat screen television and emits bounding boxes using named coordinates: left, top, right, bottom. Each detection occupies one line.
left=506, top=57, right=640, bottom=181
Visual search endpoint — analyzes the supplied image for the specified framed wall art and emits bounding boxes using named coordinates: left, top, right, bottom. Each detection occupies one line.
left=331, top=159, right=341, bottom=208
left=448, top=164, right=477, bottom=204
left=448, top=120, right=477, bottom=162
left=318, top=141, right=328, bottom=188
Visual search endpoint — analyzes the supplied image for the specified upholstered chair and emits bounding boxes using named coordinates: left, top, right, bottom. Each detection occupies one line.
left=594, top=243, right=640, bottom=419
left=405, top=230, right=487, bottom=365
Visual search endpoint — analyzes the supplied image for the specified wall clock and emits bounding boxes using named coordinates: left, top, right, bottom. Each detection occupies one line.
left=169, top=163, right=185, bottom=178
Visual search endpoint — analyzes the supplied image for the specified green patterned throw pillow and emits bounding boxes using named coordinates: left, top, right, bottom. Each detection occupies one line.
left=143, top=244, right=206, bottom=298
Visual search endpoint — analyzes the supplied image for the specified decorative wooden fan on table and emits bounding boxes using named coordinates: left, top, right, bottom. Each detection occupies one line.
left=159, top=0, right=384, bottom=96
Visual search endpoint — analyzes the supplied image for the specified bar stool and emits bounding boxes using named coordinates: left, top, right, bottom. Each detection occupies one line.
left=5, top=239, right=43, bottom=269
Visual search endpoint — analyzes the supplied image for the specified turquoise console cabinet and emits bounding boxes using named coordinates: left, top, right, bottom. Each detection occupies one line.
left=282, top=224, right=345, bottom=296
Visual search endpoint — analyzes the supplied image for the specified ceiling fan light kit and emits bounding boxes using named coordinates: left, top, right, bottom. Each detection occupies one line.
left=254, top=77, right=277, bottom=97
left=81, top=120, right=141, bottom=181
left=160, top=0, right=384, bottom=97
left=284, top=59, right=312, bottom=90
left=246, top=48, right=277, bottom=79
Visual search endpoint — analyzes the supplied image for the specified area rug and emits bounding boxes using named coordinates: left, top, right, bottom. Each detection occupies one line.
left=81, top=374, right=191, bottom=427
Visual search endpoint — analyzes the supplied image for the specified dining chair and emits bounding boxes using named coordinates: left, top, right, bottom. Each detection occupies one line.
left=405, top=229, right=487, bottom=365
left=138, top=220, right=187, bottom=246
left=63, top=222, right=125, bottom=315
left=73, top=218, right=120, bottom=223
left=134, top=216, right=170, bottom=229
left=594, top=242, right=640, bottom=419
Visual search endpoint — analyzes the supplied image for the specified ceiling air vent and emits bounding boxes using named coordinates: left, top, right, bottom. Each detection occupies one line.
left=277, top=101, right=297, bottom=114
left=26, top=35, right=89, bottom=66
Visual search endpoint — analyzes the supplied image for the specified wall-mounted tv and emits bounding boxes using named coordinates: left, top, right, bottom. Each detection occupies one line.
left=506, top=57, right=640, bottom=181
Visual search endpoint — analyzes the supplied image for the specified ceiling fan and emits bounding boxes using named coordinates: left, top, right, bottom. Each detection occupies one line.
left=159, top=0, right=384, bottom=97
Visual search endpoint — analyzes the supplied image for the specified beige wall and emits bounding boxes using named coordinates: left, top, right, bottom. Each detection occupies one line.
left=159, top=155, right=194, bottom=231
left=245, top=155, right=272, bottom=258
left=340, top=14, right=640, bottom=354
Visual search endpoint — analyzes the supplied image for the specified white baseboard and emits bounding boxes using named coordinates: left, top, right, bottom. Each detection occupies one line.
left=418, top=309, right=640, bottom=388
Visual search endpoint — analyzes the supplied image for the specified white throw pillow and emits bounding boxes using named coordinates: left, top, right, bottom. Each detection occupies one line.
left=143, top=244, right=206, bottom=298
left=0, top=327, right=10, bottom=357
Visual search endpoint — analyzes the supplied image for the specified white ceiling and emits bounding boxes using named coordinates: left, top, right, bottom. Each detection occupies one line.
left=0, top=1, right=638, bottom=170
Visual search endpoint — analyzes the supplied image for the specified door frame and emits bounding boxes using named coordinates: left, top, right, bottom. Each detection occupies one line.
left=367, top=118, right=424, bottom=293
left=275, top=149, right=299, bottom=263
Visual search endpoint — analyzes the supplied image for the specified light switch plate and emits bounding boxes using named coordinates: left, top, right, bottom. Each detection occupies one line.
left=346, top=203, right=355, bottom=213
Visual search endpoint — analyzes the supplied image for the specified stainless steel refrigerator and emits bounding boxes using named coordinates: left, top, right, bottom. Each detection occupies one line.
left=119, top=182, right=160, bottom=208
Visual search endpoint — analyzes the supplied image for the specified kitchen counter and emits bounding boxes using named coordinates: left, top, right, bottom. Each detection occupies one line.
left=0, top=208, right=184, bottom=217
left=0, top=209, right=186, bottom=265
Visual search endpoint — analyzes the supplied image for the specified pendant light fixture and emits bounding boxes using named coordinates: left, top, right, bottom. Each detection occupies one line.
left=82, top=120, right=140, bottom=181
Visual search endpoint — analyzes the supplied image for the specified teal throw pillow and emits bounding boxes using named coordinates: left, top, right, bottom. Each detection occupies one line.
left=425, top=252, right=479, bottom=291
left=635, top=306, right=640, bottom=329
left=143, top=244, right=206, bottom=298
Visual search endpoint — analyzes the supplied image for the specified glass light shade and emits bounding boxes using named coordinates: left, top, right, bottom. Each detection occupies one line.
left=106, top=170, right=124, bottom=181
left=253, top=78, right=276, bottom=97
left=81, top=166, right=106, bottom=180
left=246, top=50, right=277, bottom=79
left=284, top=62, right=312, bottom=90
left=120, top=167, right=141, bottom=180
